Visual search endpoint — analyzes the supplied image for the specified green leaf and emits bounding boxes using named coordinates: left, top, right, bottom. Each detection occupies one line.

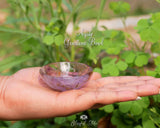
left=76, top=33, right=86, bottom=42
left=43, top=35, right=54, bottom=45
left=155, top=65, right=160, bottom=72
left=102, top=58, right=116, bottom=71
left=0, top=55, right=34, bottom=73
left=93, top=68, right=102, bottom=74
left=102, top=58, right=123, bottom=76
left=102, top=30, right=126, bottom=55
left=0, top=56, right=17, bottom=66
left=156, top=0, right=160, bottom=3
left=134, top=125, right=142, bottom=128
left=135, top=19, right=149, bottom=31
left=153, top=95, right=160, bottom=102
left=99, top=104, right=114, bottom=113
left=62, top=0, right=72, bottom=12
left=55, top=34, right=64, bottom=46
left=2, top=121, right=11, bottom=126
left=151, top=42, right=160, bottom=53
left=66, top=115, right=76, bottom=121
left=103, top=64, right=119, bottom=76
left=103, top=40, right=126, bottom=55
left=152, top=12, right=160, bottom=22
left=154, top=56, right=160, bottom=66
left=54, top=117, right=66, bottom=124
left=111, top=110, right=132, bottom=128
left=137, top=97, right=150, bottom=108
left=0, top=27, right=32, bottom=36
left=135, top=17, right=160, bottom=43
left=96, top=0, right=107, bottom=25
left=101, top=57, right=112, bottom=65
left=94, top=31, right=104, bottom=39
left=140, top=27, right=160, bottom=43
left=135, top=54, right=149, bottom=67
left=147, top=70, right=157, bottom=77
left=151, top=21, right=160, bottom=34
left=9, top=121, right=24, bottom=128
left=119, top=101, right=132, bottom=113
left=109, top=1, right=130, bottom=15
left=88, top=46, right=101, bottom=63
left=121, top=51, right=136, bottom=64
left=116, top=61, right=128, bottom=71
left=142, top=120, right=156, bottom=128
left=130, top=102, right=143, bottom=116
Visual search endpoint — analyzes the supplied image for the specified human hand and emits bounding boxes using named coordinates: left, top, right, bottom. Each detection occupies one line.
left=0, top=67, right=159, bottom=120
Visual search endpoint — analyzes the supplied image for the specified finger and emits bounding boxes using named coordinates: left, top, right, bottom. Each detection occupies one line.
left=94, top=90, right=137, bottom=104
left=95, top=76, right=154, bottom=87
left=147, top=78, right=160, bottom=87
left=89, top=72, right=101, bottom=81
left=97, top=80, right=146, bottom=88
left=72, top=90, right=137, bottom=113
left=100, top=84, right=159, bottom=97
left=81, top=81, right=98, bottom=91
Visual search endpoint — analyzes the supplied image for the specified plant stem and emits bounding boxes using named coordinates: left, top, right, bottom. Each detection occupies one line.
left=70, top=22, right=77, bottom=62
left=69, top=0, right=73, bottom=7
left=121, top=17, right=140, bottom=51
left=59, top=52, right=70, bottom=61
left=56, top=45, right=60, bottom=62
left=18, top=3, right=37, bottom=29
left=139, top=67, right=146, bottom=76
left=95, top=0, right=107, bottom=29
left=26, top=14, right=37, bottom=29
left=48, top=46, right=56, bottom=62
left=31, top=4, right=41, bottom=30
left=47, top=0, right=54, bottom=18
left=66, top=0, right=85, bottom=25
left=62, top=47, right=71, bottom=61
left=71, top=45, right=75, bottom=61
left=38, top=0, right=43, bottom=23
left=149, top=116, right=160, bottom=127
left=60, top=6, right=66, bottom=24
left=39, top=40, right=55, bottom=62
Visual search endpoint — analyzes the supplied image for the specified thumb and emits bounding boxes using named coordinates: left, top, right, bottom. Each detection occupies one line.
left=89, top=72, right=101, bottom=81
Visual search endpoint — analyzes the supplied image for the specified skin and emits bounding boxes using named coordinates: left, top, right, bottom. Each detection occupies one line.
left=0, top=67, right=159, bottom=120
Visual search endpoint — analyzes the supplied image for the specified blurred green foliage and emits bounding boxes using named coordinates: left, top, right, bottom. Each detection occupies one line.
left=0, top=0, right=160, bottom=128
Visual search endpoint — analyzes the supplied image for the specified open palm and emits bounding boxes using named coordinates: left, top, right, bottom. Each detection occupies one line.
left=0, top=67, right=159, bottom=120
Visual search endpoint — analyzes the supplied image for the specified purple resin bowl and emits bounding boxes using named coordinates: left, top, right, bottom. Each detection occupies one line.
left=39, top=62, right=92, bottom=91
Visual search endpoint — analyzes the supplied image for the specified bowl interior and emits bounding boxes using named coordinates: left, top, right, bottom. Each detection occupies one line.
left=43, top=62, right=92, bottom=77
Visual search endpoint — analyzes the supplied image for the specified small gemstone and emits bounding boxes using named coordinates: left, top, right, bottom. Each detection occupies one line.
left=39, top=62, right=92, bottom=91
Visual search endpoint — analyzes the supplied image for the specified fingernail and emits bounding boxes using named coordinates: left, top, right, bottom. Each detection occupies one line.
left=135, top=96, right=142, bottom=101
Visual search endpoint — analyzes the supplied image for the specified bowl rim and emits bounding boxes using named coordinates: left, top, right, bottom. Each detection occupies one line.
left=40, top=62, right=93, bottom=78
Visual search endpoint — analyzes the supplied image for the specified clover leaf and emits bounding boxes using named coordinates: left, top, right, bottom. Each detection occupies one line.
left=119, top=101, right=132, bottom=113
left=55, top=34, right=64, bottom=46
left=135, top=54, right=149, bottom=67
left=99, top=104, right=114, bottom=113
left=109, top=1, right=130, bottom=15
left=43, top=35, right=54, bottom=45
left=130, top=102, right=143, bottom=116
left=121, top=51, right=136, bottom=64
left=116, top=60, right=128, bottom=71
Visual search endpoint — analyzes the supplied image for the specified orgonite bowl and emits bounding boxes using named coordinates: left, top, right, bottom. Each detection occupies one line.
left=39, top=62, right=92, bottom=91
